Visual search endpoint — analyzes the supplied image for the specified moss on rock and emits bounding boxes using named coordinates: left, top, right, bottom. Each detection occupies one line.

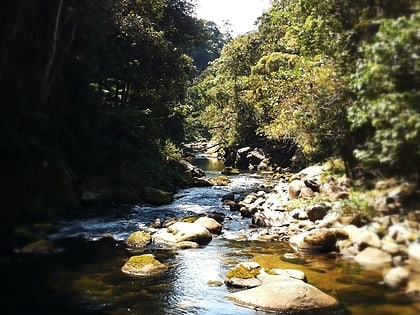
left=121, top=254, right=168, bottom=276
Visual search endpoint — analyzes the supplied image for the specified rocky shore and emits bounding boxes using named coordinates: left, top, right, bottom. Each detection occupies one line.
left=119, top=158, right=419, bottom=312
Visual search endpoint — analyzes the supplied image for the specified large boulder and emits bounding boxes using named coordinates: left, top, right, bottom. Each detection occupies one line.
left=227, top=280, right=339, bottom=313
left=121, top=254, right=168, bottom=276
left=167, top=222, right=212, bottom=245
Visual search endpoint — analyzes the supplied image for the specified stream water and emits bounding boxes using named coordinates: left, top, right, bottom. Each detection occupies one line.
left=2, top=157, right=419, bottom=315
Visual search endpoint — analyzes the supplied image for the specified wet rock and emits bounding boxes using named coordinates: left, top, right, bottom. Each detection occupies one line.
left=194, top=217, right=222, bottom=234
left=121, top=254, right=167, bottom=276
left=289, top=229, right=339, bottom=253
left=152, top=228, right=178, bottom=246
left=267, top=268, right=307, bottom=282
left=355, top=247, right=392, bottom=268
left=126, top=231, right=152, bottom=248
left=383, top=266, right=409, bottom=289
left=227, top=280, right=339, bottom=313
left=167, top=222, right=212, bottom=245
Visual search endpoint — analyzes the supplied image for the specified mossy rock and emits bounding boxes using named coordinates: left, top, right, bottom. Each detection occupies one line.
left=210, top=175, right=231, bottom=186
left=121, top=254, right=168, bottom=276
left=221, top=167, right=240, bottom=175
left=126, top=231, right=152, bottom=248
left=226, top=262, right=261, bottom=279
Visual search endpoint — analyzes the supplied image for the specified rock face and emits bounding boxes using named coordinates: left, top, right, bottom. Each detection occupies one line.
left=227, top=280, right=339, bottom=313
left=121, top=254, right=168, bottom=276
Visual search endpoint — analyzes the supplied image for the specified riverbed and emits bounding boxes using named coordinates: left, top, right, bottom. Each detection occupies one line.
left=2, top=157, right=419, bottom=315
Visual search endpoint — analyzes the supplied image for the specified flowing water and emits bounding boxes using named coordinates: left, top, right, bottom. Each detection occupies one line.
left=2, top=157, right=419, bottom=315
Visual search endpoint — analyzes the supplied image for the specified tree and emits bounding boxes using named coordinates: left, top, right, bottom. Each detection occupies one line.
left=348, top=13, right=420, bottom=178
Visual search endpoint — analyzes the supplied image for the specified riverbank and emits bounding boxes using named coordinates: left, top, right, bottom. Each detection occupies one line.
left=224, top=159, right=420, bottom=303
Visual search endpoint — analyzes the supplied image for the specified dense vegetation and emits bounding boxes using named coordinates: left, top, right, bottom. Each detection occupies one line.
left=189, top=0, right=419, bottom=180
left=0, top=0, right=419, bottom=226
left=0, top=0, right=227, bottom=224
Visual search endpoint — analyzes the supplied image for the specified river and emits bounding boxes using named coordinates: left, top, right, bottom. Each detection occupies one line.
left=2, top=156, right=419, bottom=315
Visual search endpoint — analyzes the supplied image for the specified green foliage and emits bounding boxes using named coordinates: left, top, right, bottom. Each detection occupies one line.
left=339, top=189, right=377, bottom=220
left=250, top=52, right=348, bottom=159
left=348, top=13, right=420, bottom=176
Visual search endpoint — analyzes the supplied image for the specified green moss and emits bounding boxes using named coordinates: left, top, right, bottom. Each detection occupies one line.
left=221, top=167, right=240, bottom=175
left=210, top=175, right=231, bottom=186
left=126, top=254, right=160, bottom=267
left=126, top=231, right=152, bottom=247
left=226, top=264, right=261, bottom=279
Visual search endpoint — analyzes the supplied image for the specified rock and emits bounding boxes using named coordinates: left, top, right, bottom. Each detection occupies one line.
left=239, top=205, right=258, bottom=218
left=304, top=179, right=320, bottom=192
left=306, top=203, right=329, bottom=222
left=175, top=241, right=200, bottom=249
left=191, top=177, right=213, bottom=187
left=227, top=280, right=339, bottom=313
left=152, top=228, right=178, bottom=246
left=194, top=217, right=222, bottom=234
left=126, top=231, right=152, bottom=248
left=300, top=187, right=315, bottom=198
left=357, top=230, right=382, bottom=250
left=289, top=229, right=339, bottom=253
left=167, top=222, right=212, bottom=245
left=355, top=247, right=392, bottom=268
left=221, top=192, right=235, bottom=202
left=221, top=167, right=240, bottom=175
left=142, top=187, right=173, bottom=205
left=383, top=266, right=409, bottom=289
left=225, top=277, right=263, bottom=288
left=288, top=180, right=305, bottom=199
left=267, top=269, right=307, bottom=282
left=210, top=175, right=231, bottom=186
left=408, top=243, right=420, bottom=273
left=405, top=275, right=420, bottom=301
left=226, top=262, right=261, bottom=279
left=252, top=211, right=292, bottom=227
left=121, top=254, right=167, bottom=276
left=178, top=159, right=205, bottom=178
